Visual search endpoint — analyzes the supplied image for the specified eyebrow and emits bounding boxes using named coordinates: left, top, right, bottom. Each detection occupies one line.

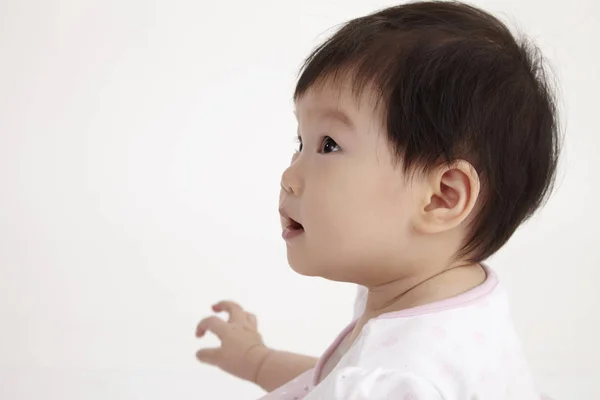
left=294, top=108, right=355, bottom=132
left=320, top=108, right=355, bottom=131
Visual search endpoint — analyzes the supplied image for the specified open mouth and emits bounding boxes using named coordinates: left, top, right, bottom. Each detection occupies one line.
left=282, top=215, right=305, bottom=240
left=279, top=208, right=304, bottom=240
left=287, top=218, right=304, bottom=232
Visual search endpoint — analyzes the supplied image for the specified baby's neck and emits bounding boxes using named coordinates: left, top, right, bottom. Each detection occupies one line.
left=348, top=262, right=486, bottom=345
left=364, top=262, right=485, bottom=316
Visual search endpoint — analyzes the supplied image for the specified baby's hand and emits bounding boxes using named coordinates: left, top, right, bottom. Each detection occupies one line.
left=195, top=300, right=271, bottom=383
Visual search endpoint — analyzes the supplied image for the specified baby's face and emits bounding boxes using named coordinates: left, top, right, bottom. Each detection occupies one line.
left=279, top=80, right=420, bottom=285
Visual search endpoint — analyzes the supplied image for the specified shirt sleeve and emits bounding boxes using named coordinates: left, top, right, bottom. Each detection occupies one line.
left=316, top=367, right=442, bottom=400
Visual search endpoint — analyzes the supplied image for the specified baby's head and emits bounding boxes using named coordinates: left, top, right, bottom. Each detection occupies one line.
left=279, top=1, right=560, bottom=286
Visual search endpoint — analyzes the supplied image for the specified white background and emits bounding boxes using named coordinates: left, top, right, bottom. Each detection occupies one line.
left=0, top=0, right=598, bottom=399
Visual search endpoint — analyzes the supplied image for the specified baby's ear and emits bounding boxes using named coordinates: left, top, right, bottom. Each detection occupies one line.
left=413, top=160, right=480, bottom=235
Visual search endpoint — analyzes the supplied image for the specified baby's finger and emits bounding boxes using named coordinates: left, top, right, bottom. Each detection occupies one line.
left=196, top=347, right=220, bottom=365
left=247, top=313, right=258, bottom=329
left=196, top=316, right=228, bottom=339
left=212, top=300, right=245, bottom=323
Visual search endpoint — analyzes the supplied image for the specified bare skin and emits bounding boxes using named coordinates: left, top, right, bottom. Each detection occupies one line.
left=195, top=301, right=317, bottom=392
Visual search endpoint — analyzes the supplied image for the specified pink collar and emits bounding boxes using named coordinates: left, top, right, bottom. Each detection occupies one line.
left=312, top=264, right=499, bottom=386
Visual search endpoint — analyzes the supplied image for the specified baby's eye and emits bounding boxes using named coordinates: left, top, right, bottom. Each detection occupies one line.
left=295, top=136, right=303, bottom=153
left=320, top=136, right=340, bottom=154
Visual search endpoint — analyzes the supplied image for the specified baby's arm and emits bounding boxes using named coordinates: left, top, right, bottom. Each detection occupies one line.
left=255, top=350, right=318, bottom=392
left=195, top=301, right=317, bottom=392
left=258, top=284, right=367, bottom=389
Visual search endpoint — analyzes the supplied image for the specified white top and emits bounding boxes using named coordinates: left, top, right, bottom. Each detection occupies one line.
left=352, top=284, right=368, bottom=320
left=264, top=267, right=541, bottom=400
left=259, top=265, right=544, bottom=400
left=308, top=266, right=540, bottom=399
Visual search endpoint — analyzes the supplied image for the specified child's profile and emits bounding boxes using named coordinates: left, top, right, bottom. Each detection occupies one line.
left=196, top=2, right=560, bottom=399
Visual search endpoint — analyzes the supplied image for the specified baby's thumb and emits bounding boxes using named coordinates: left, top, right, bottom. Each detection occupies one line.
left=196, top=348, right=220, bottom=365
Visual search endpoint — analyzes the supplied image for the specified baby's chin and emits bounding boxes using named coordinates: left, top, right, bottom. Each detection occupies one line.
left=286, top=255, right=320, bottom=277
left=286, top=252, right=354, bottom=282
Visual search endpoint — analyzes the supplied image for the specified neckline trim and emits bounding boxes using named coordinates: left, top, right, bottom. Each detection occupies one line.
left=312, top=264, right=499, bottom=386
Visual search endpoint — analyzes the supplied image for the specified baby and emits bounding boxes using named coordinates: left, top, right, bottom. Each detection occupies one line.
left=196, top=1, right=560, bottom=399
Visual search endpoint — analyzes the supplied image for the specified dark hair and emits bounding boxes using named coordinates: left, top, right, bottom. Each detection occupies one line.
left=293, top=1, right=561, bottom=262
